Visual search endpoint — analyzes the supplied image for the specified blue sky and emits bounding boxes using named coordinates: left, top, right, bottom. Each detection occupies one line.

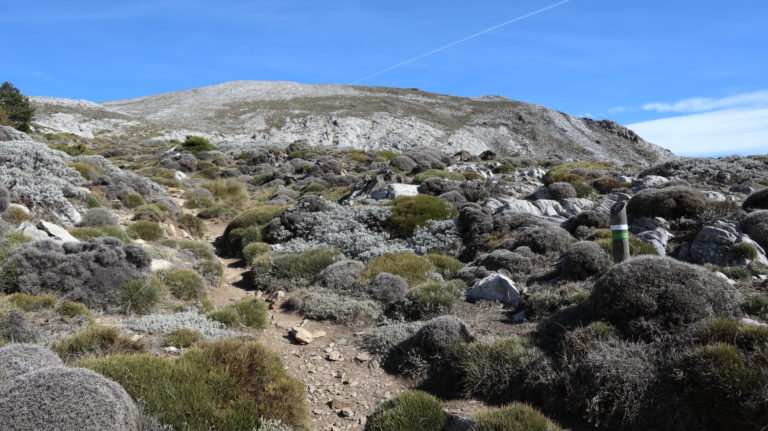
left=1, top=0, right=766, bottom=156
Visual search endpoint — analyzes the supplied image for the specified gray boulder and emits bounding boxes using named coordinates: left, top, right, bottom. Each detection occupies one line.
left=466, top=273, right=522, bottom=306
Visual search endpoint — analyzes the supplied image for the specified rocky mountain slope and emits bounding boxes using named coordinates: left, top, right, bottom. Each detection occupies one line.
left=30, top=81, right=673, bottom=165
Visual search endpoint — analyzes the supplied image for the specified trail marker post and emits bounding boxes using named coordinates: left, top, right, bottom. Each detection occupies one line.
left=610, top=201, right=630, bottom=263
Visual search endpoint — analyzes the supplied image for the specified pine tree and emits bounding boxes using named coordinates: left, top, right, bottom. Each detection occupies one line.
left=0, top=82, right=34, bottom=132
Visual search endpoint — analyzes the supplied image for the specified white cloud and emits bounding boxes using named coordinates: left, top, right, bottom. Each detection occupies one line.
left=627, top=108, right=768, bottom=156
left=643, top=90, right=768, bottom=113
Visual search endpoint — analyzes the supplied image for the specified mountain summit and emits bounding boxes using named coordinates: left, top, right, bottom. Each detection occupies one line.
left=31, top=81, right=673, bottom=165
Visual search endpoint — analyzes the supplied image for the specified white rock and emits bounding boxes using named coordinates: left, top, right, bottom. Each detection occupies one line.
left=494, top=198, right=542, bottom=216
left=560, top=198, right=595, bottom=215
left=466, top=274, right=522, bottom=306
left=631, top=175, right=669, bottom=192
left=37, top=221, right=80, bottom=243
left=150, top=259, right=173, bottom=271
left=15, top=222, right=51, bottom=241
left=290, top=327, right=314, bottom=344
left=370, top=183, right=419, bottom=200
left=174, top=171, right=188, bottom=181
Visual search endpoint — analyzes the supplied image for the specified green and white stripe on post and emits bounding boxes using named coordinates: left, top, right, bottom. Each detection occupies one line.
left=610, top=202, right=630, bottom=263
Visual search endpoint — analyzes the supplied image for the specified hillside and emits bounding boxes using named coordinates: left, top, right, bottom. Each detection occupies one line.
left=31, top=81, right=673, bottom=165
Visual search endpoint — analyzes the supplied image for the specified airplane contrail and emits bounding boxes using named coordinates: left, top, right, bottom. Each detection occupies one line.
left=353, top=0, right=572, bottom=84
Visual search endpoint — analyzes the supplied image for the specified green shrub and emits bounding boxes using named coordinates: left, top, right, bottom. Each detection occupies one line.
left=741, top=294, right=768, bottom=320
left=365, top=390, right=445, bottom=431
left=413, top=169, right=467, bottom=183
left=5, top=206, right=29, bottom=223
left=222, top=205, right=288, bottom=255
left=121, top=276, right=168, bottom=315
left=589, top=229, right=659, bottom=257
left=6, top=292, right=56, bottom=311
left=164, top=328, right=203, bottom=348
left=157, top=268, right=207, bottom=301
left=696, top=318, right=768, bottom=349
left=455, top=337, right=531, bottom=400
left=385, top=195, right=457, bottom=238
left=70, top=161, right=95, bottom=180
left=202, top=178, right=249, bottom=210
left=181, top=135, right=217, bottom=153
left=362, top=252, right=434, bottom=286
left=243, top=242, right=272, bottom=263
left=122, top=193, right=146, bottom=209
left=462, top=171, right=484, bottom=181
left=425, top=253, right=464, bottom=279
left=197, top=204, right=238, bottom=219
left=572, top=182, right=597, bottom=198
left=56, top=301, right=91, bottom=319
left=403, top=281, right=463, bottom=319
left=473, top=403, right=564, bottom=431
left=179, top=213, right=206, bottom=238
left=227, top=298, right=269, bottom=328
left=256, top=248, right=341, bottom=289
left=53, top=325, right=145, bottom=362
left=78, top=340, right=309, bottom=430
left=84, top=192, right=102, bottom=208
left=703, top=264, right=751, bottom=280
left=69, top=226, right=133, bottom=243
left=526, top=286, right=589, bottom=319
left=732, top=242, right=758, bottom=260
left=133, top=204, right=170, bottom=222
left=0, top=81, right=34, bottom=132
left=127, top=221, right=164, bottom=241
left=284, top=289, right=381, bottom=326
left=673, top=343, right=758, bottom=429
left=186, top=195, right=216, bottom=209
left=207, top=309, right=241, bottom=327
left=375, top=150, right=399, bottom=161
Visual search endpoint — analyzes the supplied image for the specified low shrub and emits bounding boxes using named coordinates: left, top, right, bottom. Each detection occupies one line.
left=243, top=242, right=271, bottom=263
left=672, top=343, right=758, bottom=430
left=561, top=241, right=612, bottom=280
left=741, top=210, right=768, bottom=251
left=179, top=213, right=206, bottom=238
left=587, top=256, right=740, bottom=337
left=84, top=192, right=102, bottom=208
left=425, top=253, right=464, bottom=279
left=589, top=229, right=659, bottom=257
left=0, top=310, right=40, bottom=343
left=627, top=186, right=708, bottom=219
left=473, top=403, right=564, bottom=431
left=732, top=241, right=758, bottom=260
left=413, top=169, right=466, bottom=183
left=78, top=340, right=309, bottom=430
left=202, top=178, right=249, bottom=210
left=164, top=328, right=203, bottom=348
left=365, top=390, right=445, bottom=431
left=526, top=284, right=589, bottom=319
left=514, top=225, right=575, bottom=255
left=591, top=176, right=630, bottom=194
left=79, top=208, right=117, bottom=227
left=695, top=318, right=768, bottom=349
left=455, top=337, right=529, bottom=400
left=121, top=275, right=168, bottom=315
left=122, top=193, right=146, bottom=209
left=207, top=309, right=240, bottom=327
left=385, top=195, right=457, bottom=238
left=197, top=204, right=238, bottom=219
left=253, top=247, right=341, bottom=292
left=368, top=272, right=409, bottom=304
left=362, top=252, right=434, bottom=286
left=6, top=292, right=56, bottom=311
left=743, top=188, right=768, bottom=211
left=222, top=204, right=289, bottom=255
left=126, top=221, right=164, bottom=241
left=226, top=298, right=269, bottom=328
left=133, top=204, right=170, bottom=222
left=56, top=301, right=91, bottom=319
left=284, top=289, right=381, bottom=326
left=358, top=321, right=423, bottom=358
left=741, top=294, right=768, bottom=320
left=181, top=135, right=217, bottom=153
left=53, top=325, right=145, bottom=362
left=548, top=182, right=577, bottom=200
left=2, top=238, right=151, bottom=310
left=401, top=281, right=464, bottom=319
left=156, top=268, right=206, bottom=301
left=69, top=225, right=133, bottom=243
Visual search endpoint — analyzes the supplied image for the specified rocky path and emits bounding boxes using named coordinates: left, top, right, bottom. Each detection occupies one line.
left=203, top=222, right=418, bottom=431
